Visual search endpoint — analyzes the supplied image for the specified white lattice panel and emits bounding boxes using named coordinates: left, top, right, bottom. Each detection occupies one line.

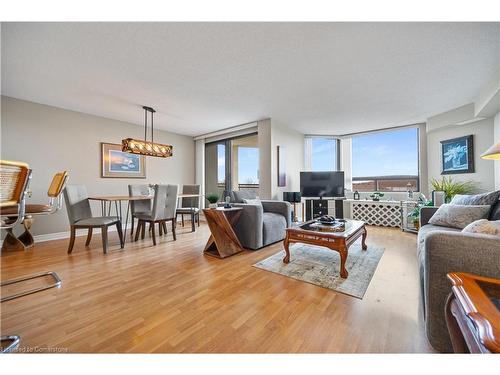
left=352, top=202, right=401, bottom=227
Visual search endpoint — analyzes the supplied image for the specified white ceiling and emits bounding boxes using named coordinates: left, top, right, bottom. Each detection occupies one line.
left=2, top=22, right=499, bottom=136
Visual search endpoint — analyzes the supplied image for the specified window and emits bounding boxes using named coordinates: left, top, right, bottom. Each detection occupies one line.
left=237, top=147, right=259, bottom=185
left=305, top=137, right=338, bottom=171
left=217, top=144, right=225, bottom=184
left=351, top=127, right=419, bottom=192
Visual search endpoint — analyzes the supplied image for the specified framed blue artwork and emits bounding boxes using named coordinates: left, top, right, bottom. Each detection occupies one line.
left=440, top=135, right=474, bottom=174
left=101, top=142, right=146, bottom=178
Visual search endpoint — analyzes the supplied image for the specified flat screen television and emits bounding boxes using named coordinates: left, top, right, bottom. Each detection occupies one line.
left=300, top=171, right=345, bottom=198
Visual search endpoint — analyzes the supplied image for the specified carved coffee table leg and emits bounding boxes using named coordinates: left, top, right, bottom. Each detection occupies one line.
left=338, top=246, right=349, bottom=279
left=361, top=226, right=367, bottom=250
left=18, top=215, right=35, bottom=248
left=283, top=233, right=290, bottom=264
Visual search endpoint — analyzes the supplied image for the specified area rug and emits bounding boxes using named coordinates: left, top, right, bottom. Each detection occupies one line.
left=253, top=243, right=384, bottom=299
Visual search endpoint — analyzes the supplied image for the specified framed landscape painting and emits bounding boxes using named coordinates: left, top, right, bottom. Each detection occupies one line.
left=101, top=142, right=146, bottom=178
left=440, top=135, right=474, bottom=174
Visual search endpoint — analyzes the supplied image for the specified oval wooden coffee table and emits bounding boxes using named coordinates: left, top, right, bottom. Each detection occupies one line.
left=283, top=219, right=367, bottom=279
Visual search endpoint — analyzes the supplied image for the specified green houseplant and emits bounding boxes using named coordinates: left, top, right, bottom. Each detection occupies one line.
left=369, top=191, right=384, bottom=201
left=407, top=196, right=433, bottom=231
left=430, top=177, right=477, bottom=203
left=205, top=193, right=220, bottom=209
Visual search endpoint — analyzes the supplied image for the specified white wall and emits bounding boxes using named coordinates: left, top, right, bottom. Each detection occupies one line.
left=270, top=121, right=304, bottom=200
left=257, top=119, right=272, bottom=199
left=1, top=96, right=195, bottom=236
left=426, top=117, right=495, bottom=192
left=495, top=112, right=500, bottom=190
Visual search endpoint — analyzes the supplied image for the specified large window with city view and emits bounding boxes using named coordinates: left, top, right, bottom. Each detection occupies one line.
left=305, top=136, right=339, bottom=171
left=352, top=127, right=419, bottom=192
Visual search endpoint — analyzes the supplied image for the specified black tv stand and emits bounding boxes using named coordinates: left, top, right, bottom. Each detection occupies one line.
left=304, top=197, right=345, bottom=221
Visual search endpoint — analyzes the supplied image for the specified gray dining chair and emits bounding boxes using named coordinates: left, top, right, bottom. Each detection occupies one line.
left=175, top=184, right=200, bottom=232
left=64, top=185, right=124, bottom=254
left=128, top=184, right=152, bottom=238
left=134, top=184, right=178, bottom=245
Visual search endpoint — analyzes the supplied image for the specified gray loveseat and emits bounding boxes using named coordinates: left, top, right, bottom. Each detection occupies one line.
left=417, top=198, right=500, bottom=352
left=225, top=190, right=292, bottom=250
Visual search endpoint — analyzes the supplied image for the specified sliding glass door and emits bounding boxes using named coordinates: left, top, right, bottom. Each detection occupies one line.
left=205, top=133, right=259, bottom=204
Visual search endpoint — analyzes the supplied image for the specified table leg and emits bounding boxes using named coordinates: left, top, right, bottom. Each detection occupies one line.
left=1, top=228, right=25, bottom=252
left=124, top=201, right=130, bottom=241
left=338, top=246, right=349, bottom=279
left=283, top=234, right=291, bottom=264
left=18, top=215, right=35, bottom=248
left=361, top=226, right=367, bottom=250
left=445, top=293, right=468, bottom=353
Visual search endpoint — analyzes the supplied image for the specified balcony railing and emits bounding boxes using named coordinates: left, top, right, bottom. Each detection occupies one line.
left=352, top=175, right=419, bottom=192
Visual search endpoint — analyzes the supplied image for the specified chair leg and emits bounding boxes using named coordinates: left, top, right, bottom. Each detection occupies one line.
left=85, top=228, right=93, bottom=246
left=151, top=222, right=157, bottom=246
left=134, top=220, right=141, bottom=242
left=141, top=221, right=146, bottom=240
left=162, top=221, right=168, bottom=235
left=182, top=214, right=185, bottom=227
left=197, top=212, right=200, bottom=227
left=159, top=221, right=163, bottom=236
left=116, top=221, right=124, bottom=249
left=191, top=212, right=195, bottom=232
left=101, top=226, right=108, bottom=254
left=67, top=226, right=76, bottom=254
left=171, top=219, right=177, bottom=241
left=130, top=216, right=135, bottom=238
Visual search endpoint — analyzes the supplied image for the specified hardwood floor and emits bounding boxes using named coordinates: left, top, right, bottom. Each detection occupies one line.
left=0, top=223, right=434, bottom=353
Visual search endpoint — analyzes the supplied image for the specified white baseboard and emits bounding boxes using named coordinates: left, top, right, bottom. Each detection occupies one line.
left=33, top=225, right=130, bottom=243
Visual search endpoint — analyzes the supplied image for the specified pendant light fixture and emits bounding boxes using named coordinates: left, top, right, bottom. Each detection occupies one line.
left=122, top=106, right=173, bottom=158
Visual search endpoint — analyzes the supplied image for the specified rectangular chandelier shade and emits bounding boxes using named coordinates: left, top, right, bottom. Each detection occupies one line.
left=480, top=142, right=500, bottom=160
left=122, top=138, right=173, bottom=158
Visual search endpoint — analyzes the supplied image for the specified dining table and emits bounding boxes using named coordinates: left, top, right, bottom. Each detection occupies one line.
left=88, top=193, right=203, bottom=242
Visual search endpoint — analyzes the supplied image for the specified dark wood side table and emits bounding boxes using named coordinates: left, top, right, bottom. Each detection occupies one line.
left=203, top=207, right=243, bottom=258
left=445, top=272, right=500, bottom=353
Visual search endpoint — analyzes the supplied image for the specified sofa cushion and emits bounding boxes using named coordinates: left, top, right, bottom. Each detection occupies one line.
left=233, top=190, right=258, bottom=203
left=450, top=190, right=500, bottom=206
left=428, top=204, right=491, bottom=229
left=417, top=224, right=460, bottom=259
left=489, top=199, right=500, bottom=220
left=462, top=219, right=500, bottom=236
left=262, top=212, right=287, bottom=246
left=242, top=198, right=262, bottom=206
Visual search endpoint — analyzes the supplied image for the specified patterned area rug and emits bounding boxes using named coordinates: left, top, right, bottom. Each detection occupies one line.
left=253, top=243, right=384, bottom=299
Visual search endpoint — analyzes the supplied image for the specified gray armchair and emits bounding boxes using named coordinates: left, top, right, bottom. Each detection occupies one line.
left=417, top=202, right=500, bottom=352
left=224, top=190, right=292, bottom=249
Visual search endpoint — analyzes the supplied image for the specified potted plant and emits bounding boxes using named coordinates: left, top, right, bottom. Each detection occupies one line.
left=369, top=191, right=384, bottom=201
left=407, top=196, right=433, bottom=231
left=205, top=193, right=219, bottom=209
left=430, top=177, right=477, bottom=203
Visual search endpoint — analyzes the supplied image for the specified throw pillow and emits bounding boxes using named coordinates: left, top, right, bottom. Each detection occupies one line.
left=242, top=198, right=262, bottom=206
left=428, top=204, right=491, bottom=229
left=233, top=190, right=257, bottom=203
left=450, top=190, right=500, bottom=206
left=462, top=219, right=500, bottom=236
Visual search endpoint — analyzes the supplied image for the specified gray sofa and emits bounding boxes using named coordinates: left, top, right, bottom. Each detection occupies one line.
left=417, top=199, right=500, bottom=352
left=225, top=190, right=292, bottom=250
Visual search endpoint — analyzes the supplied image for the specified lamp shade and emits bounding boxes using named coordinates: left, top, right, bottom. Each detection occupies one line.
left=480, top=142, right=500, bottom=160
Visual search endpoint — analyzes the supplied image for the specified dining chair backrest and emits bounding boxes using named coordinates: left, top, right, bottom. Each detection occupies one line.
left=47, top=171, right=68, bottom=198
left=63, top=185, right=92, bottom=225
left=165, top=184, right=179, bottom=219
left=0, top=160, right=31, bottom=229
left=0, top=160, right=31, bottom=209
left=128, top=184, right=151, bottom=214
left=181, top=184, right=200, bottom=209
left=150, top=184, right=178, bottom=221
